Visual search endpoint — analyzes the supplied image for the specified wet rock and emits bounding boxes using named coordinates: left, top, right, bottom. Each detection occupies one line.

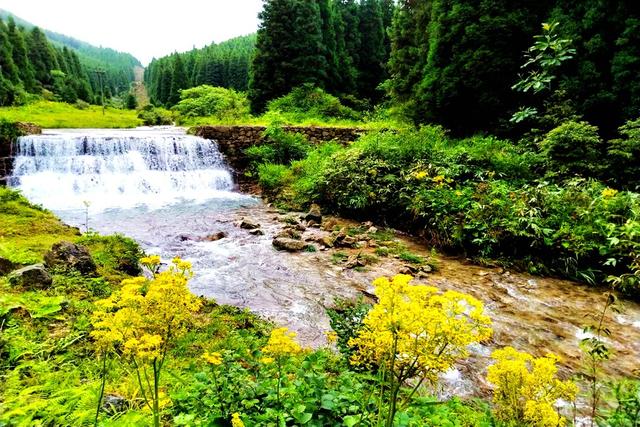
left=295, top=223, right=307, bottom=232
left=321, top=219, right=338, bottom=231
left=317, top=236, right=335, bottom=248
left=307, top=220, right=320, bottom=228
left=277, top=228, right=301, bottom=240
left=102, top=394, right=127, bottom=415
left=304, top=204, right=322, bottom=223
left=0, top=257, right=16, bottom=276
left=177, top=234, right=194, bottom=241
left=336, top=235, right=358, bottom=248
left=272, top=237, right=310, bottom=252
left=249, top=229, right=265, bottom=236
left=203, top=231, right=227, bottom=241
left=8, top=264, right=53, bottom=289
left=345, top=255, right=366, bottom=269
left=366, top=226, right=378, bottom=234
left=44, top=241, right=97, bottom=274
left=239, top=218, right=260, bottom=230
left=362, top=221, right=374, bottom=228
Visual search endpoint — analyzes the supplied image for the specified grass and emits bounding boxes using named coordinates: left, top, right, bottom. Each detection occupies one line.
left=0, top=101, right=142, bottom=128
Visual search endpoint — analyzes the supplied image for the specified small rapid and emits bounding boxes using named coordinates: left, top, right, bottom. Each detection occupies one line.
left=10, top=127, right=241, bottom=211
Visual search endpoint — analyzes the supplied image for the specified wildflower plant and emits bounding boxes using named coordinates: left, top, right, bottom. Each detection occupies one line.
left=349, top=274, right=492, bottom=426
left=91, top=256, right=201, bottom=427
left=487, top=346, right=578, bottom=427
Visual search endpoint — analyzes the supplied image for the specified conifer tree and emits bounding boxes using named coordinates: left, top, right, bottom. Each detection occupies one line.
left=357, top=0, right=386, bottom=101
left=0, top=19, right=20, bottom=85
left=249, top=0, right=327, bottom=113
left=6, top=17, right=36, bottom=91
left=27, top=27, right=58, bottom=87
left=168, top=54, right=188, bottom=105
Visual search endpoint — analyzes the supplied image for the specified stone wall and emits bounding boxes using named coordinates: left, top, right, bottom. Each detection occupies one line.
left=0, top=122, right=42, bottom=186
left=193, top=125, right=365, bottom=174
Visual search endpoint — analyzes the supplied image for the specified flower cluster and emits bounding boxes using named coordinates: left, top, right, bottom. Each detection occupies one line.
left=91, top=257, right=202, bottom=361
left=349, top=274, right=492, bottom=383
left=202, top=351, right=223, bottom=366
left=261, top=327, right=303, bottom=359
left=487, top=346, right=578, bottom=427
left=601, top=187, right=619, bottom=198
left=231, top=412, right=245, bottom=427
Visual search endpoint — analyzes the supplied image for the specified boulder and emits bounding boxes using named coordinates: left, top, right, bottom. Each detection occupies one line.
left=272, top=238, right=310, bottom=252
left=0, top=257, right=16, bottom=276
left=276, top=228, right=301, bottom=240
left=44, top=241, right=97, bottom=274
left=304, top=204, right=323, bottom=223
left=203, top=231, right=227, bottom=242
left=249, top=229, right=265, bottom=236
left=102, top=394, right=127, bottom=415
left=321, top=219, right=338, bottom=231
left=317, top=236, right=335, bottom=248
left=336, top=235, right=358, bottom=248
left=239, top=218, right=260, bottom=230
left=8, top=264, right=53, bottom=289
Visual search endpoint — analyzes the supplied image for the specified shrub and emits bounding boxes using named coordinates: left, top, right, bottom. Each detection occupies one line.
left=487, top=347, right=577, bottom=427
left=267, top=84, right=361, bottom=121
left=607, top=118, right=640, bottom=191
left=245, top=123, right=310, bottom=170
left=77, top=232, right=144, bottom=277
left=256, top=163, right=291, bottom=196
left=137, top=105, right=173, bottom=126
left=540, top=121, right=603, bottom=177
left=173, top=85, right=250, bottom=123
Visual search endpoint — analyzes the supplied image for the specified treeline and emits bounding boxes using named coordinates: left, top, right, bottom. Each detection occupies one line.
left=0, top=11, right=139, bottom=106
left=0, top=17, right=94, bottom=105
left=249, top=0, right=395, bottom=112
left=145, top=34, right=256, bottom=107
left=387, top=0, right=640, bottom=136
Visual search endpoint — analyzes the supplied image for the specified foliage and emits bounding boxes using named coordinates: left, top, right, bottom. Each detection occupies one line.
left=146, top=34, right=255, bottom=107
left=267, top=84, right=361, bottom=122
left=326, top=296, right=371, bottom=356
left=91, top=256, right=202, bottom=426
left=349, top=274, right=492, bottom=425
left=608, top=117, right=640, bottom=191
left=0, top=100, right=142, bottom=128
left=487, top=347, right=577, bottom=427
left=605, top=380, right=640, bottom=427
left=245, top=124, right=310, bottom=172
left=540, top=121, right=602, bottom=178
left=77, top=232, right=143, bottom=277
left=136, top=104, right=173, bottom=126
left=173, top=85, right=250, bottom=123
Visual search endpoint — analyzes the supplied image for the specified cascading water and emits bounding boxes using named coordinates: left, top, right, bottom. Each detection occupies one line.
left=10, top=128, right=240, bottom=211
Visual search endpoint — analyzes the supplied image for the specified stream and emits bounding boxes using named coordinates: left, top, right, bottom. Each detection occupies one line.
left=9, top=127, right=640, bottom=399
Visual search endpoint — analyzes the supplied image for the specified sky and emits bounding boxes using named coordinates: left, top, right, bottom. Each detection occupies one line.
left=0, top=0, right=264, bottom=65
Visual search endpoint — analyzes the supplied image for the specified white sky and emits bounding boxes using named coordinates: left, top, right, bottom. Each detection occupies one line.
left=0, top=0, right=263, bottom=65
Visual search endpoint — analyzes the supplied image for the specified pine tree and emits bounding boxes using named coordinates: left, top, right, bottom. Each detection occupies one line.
left=27, top=27, right=58, bottom=87
left=334, top=0, right=361, bottom=96
left=0, top=19, right=20, bottom=85
left=357, top=0, right=386, bottom=101
left=249, top=0, right=327, bottom=113
left=6, top=17, right=35, bottom=91
left=168, top=54, right=188, bottom=105
left=318, top=0, right=340, bottom=92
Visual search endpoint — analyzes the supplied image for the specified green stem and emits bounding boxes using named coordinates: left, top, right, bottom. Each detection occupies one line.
left=132, top=358, right=153, bottom=412
left=153, top=359, right=160, bottom=427
left=385, top=333, right=400, bottom=427
left=94, top=353, right=108, bottom=427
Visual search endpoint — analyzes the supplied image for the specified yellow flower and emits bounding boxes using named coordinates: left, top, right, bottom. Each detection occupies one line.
left=262, top=327, right=303, bottom=358
left=413, top=171, right=428, bottom=180
left=432, top=175, right=445, bottom=184
left=260, top=356, right=275, bottom=364
left=202, top=351, right=223, bottom=366
left=349, top=275, right=492, bottom=384
left=231, top=413, right=245, bottom=427
left=140, top=255, right=161, bottom=266
left=455, top=190, right=463, bottom=197
left=487, top=346, right=577, bottom=427
left=602, top=187, right=618, bottom=198
left=325, top=331, right=338, bottom=344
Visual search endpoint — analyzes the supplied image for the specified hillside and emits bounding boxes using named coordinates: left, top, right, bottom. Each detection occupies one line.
left=0, top=9, right=140, bottom=95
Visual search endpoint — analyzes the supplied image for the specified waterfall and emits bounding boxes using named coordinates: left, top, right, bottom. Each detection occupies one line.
left=9, top=128, right=239, bottom=211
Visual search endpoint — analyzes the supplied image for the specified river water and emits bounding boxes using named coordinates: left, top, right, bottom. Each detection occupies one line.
left=9, top=127, right=640, bottom=399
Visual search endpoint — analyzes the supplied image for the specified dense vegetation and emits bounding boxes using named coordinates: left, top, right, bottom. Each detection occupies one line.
left=251, top=122, right=640, bottom=297
left=145, top=35, right=256, bottom=107
left=0, top=9, right=140, bottom=101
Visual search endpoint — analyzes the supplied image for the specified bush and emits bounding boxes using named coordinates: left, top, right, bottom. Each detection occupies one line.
left=173, top=85, right=250, bottom=123
left=607, top=118, right=640, bottom=191
left=137, top=105, right=173, bottom=126
left=267, top=84, right=362, bottom=121
left=77, top=232, right=144, bottom=277
left=540, top=121, right=603, bottom=178
left=245, top=123, right=310, bottom=170
left=256, top=163, right=291, bottom=196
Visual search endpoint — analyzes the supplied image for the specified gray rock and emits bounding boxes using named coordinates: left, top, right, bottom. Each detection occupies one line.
left=239, top=218, right=260, bottom=230
left=102, top=394, right=127, bottom=415
left=304, top=204, right=323, bottom=223
left=0, top=257, right=16, bottom=276
left=249, top=229, right=265, bottom=236
left=317, top=236, right=335, bottom=248
left=272, top=238, right=310, bottom=252
left=44, top=241, right=97, bottom=274
left=8, top=264, right=53, bottom=289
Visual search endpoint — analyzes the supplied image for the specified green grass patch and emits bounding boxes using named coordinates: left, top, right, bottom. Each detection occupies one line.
left=0, top=101, right=142, bottom=128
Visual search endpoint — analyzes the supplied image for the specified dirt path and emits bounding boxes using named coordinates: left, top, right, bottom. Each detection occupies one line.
left=132, top=66, right=149, bottom=106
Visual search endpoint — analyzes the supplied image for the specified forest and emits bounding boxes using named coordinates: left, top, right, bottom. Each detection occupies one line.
left=1, top=0, right=640, bottom=426
left=0, top=11, right=139, bottom=107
